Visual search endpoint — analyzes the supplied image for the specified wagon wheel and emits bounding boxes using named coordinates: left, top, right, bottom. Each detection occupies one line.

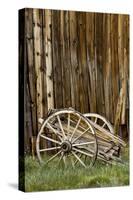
left=83, top=113, right=114, bottom=134
left=36, top=109, right=97, bottom=168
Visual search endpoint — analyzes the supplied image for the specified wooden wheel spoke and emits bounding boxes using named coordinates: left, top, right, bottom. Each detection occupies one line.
left=70, top=155, right=75, bottom=168
left=73, top=147, right=93, bottom=157
left=39, top=146, right=60, bottom=152
left=72, top=127, right=91, bottom=143
left=45, top=150, right=62, bottom=165
left=69, top=119, right=94, bottom=136
left=70, top=117, right=81, bottom=141
left=73, top=141, right=95, bottom=147
left=63, top=154, right=67, bottom=167
left=72, top=151, right=86, bottom=168
left=94, top=117, right=97, bottom=123
left=102, top=122, right=106, bottom=128
left=67, top=113, right=70, bottom=135
left=57, top=115, right=66, bottom=139
left=74, top=153, right=83, bottom=165
left=57, top=152, right=64, bottom=166
left=47, top=122, right=63, bottom=141
left=40, top=134, right=61, bottom=145
left=48, top=123, right=65, bottom=137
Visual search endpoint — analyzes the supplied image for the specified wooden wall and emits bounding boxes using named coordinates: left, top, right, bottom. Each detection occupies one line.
left=19, top=8, right=129, bottom=153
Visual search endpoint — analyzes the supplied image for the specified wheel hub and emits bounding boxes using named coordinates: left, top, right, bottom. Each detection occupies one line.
left=61, top=140, right=72, bottom=153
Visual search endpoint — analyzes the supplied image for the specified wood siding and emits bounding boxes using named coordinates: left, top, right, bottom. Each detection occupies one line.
left=19, top=9, right=129, bottom=153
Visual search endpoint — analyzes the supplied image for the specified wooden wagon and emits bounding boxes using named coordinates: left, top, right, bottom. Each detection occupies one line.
left=36, top=108, right=126, bottom=168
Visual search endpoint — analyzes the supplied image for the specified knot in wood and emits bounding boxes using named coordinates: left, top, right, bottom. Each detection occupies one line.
left=48, top=75, right=52, bottom=80
left=48, top=92, right=51, bottom=97
left=37, top=22, right=41, bottom=27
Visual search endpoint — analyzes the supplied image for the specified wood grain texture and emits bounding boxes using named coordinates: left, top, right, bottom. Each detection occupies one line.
left=20, top=9, right=129, bottom=152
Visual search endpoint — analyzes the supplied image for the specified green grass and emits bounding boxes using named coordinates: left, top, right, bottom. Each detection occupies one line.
left=23, top=148, right=129, bottom=192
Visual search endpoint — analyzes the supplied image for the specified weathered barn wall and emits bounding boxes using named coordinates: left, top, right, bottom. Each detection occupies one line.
left=19, top=8, right=129, bottom=153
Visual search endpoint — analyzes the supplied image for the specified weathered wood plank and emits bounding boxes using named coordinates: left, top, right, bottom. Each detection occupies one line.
left=95, top=13, right=105, bottom=117
left=121, top=15, right=129, bottom=124
left=33, top=9, right=44, bottom=119
left=60, top=11, right=71, bottom=108
left=42, top=10, right=48, bottom=117
left=69, top=11, right=80, bottom=110
left=86, top=12, right=96, bottom=113
left=45, top=9, right=54, bottom=110
left=118, top=15, right=125, bottom=125
left=26, top=8, right=37, bottom=137
left=110, top=14, right=119, bottom=122
left=103, top=14, right=113, bottom=121
left=114, top=82, right=125, bottom=135
left=77, top=11, right=89, bottom=113
left=51, top=10, right=63, bottom=109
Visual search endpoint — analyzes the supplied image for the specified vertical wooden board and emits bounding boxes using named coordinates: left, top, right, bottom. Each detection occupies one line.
left=102, top=13, right=107, bottom=116
left=110, top=14, right=115, bottom=121
left=77, top=12, right=89, bottom=113
left=125, top=15, right=130, bottom=79
left=125, top=15, right=129, bottom=114
left=79, top=12, right=90, bottom=113
left=103, top=14, right=112, bottom=121
left=118, top=15, right=124, bottom=93
left=19, top=9, right=35, bottom=158
left=60, top=11, right=71, bottom=108
left=44, top=10, right=54, bottom=110
left=25, top=82, right=32, bottom=152
left=25, top=11, right=32, bottom=152
left=114, top=83, right=125, bottom=135
left=21, top=9, right=31, bottom=153
left=42, top=10, right=48, bottom=117
left=118, top=15, right=126, bottom=124
left=86, top=12, right=97, bottom=113
left=51, top=10, right=63, bottom=109
left=33, top=9, right=44, bottom=121
left=110, top=14, right=119, bottom=122
left=125, top=15, right=129, bottom=95
left=108, top=15, right=113, bottom=123
left=64, top=11, right=72, bottom=108
left=94, top=14, right=98, bottom=115
left=121, top=15, right=129, bottom=124
left=95, top=13, right=105, bottom=117
left=25, top=8, right=37, bottom=137
left=126, top=15, right=129, bottom=128
left=60, top=11, right=71, bottom=107
left=69, top=11, right=80, bottom=110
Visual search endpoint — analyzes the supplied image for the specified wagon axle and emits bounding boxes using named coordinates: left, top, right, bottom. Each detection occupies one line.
left=61, top=140, right=72, bottom=153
